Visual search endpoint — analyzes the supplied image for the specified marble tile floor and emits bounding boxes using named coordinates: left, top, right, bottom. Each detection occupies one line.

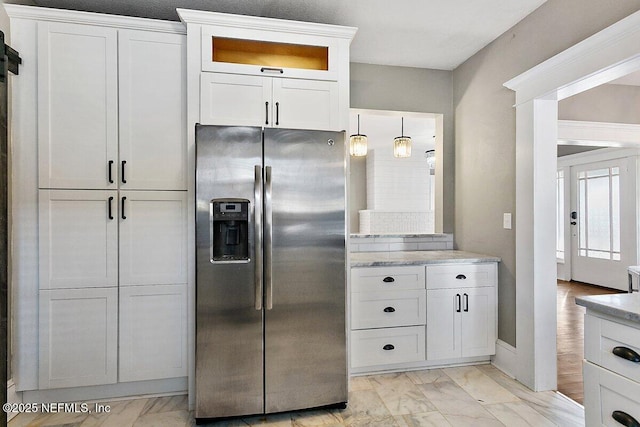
left=8, top=364, right=585, bottom=427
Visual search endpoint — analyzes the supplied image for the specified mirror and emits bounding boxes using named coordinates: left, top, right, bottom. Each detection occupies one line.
left=349, top=108, right=444, bottom=235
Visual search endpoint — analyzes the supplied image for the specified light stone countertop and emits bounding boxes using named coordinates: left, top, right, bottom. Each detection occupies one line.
left=350, top=250, right=501, bottom=267
left=576, top=292, right=640, bottom=325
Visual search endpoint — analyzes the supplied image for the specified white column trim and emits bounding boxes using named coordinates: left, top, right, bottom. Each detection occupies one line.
left=504, top=9, right=640, bottom=392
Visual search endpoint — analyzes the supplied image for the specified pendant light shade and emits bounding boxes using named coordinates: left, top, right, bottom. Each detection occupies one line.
left=425, top=149, right=436, bottom=170
left=349, top=114, right=368, bottom=156
left=393, top=117, right=412, bottom=158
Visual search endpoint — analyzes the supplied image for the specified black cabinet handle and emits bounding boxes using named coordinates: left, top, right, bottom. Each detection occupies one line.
left=121, top=196, right=127, bottom=220
left=108, top=160, right=114, bottom=184
left=265, top=101, right=269, bottom=125
left=383, top=276, right=395, bottom=283
left=383, top=307, right=396, bottom=313
left=612, top=410, right=640, bottom=427
left=121, top=160, right=127, bottom=184
left=108, top=196, right=114, bottom=220
left=456, top=274, right=467, bottom=280
left=463, top=293, right=469, bottom=312
left=613, top=346, right=640, bottom=363
left=261, top=67, right=283, bottom=74
left=275, top=102, right=280, bottom=125
left=382, top=344, right=395, bottom=351
left=456, top=294, right=461, bottom=313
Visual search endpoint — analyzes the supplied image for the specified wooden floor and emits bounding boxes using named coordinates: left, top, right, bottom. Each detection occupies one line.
left=556, top=280, right=621, bottom=404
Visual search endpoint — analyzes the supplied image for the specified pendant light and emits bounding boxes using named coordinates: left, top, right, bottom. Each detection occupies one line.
left=349, top=114, right=368, bottom=157
left=393, top=117, right=412, bottom=158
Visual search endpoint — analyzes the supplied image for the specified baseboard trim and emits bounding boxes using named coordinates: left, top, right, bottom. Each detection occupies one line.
left=7, top=379, right=23, bottom=421
left=491, top=339, right=517, bottom=378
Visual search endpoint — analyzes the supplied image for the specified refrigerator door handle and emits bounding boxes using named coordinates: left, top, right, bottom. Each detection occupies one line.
left=265, top=165, right=273, bottom=310
left=254, top=165, right=263, bottom=310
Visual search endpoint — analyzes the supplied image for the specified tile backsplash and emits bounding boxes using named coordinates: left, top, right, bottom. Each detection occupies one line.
left=350, top=234, right=454, bottom=253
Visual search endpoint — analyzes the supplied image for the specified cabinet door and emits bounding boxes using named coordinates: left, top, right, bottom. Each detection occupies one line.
left=119, top=284, right=187, bottom=382
left=119, top=191, right=188, bottom=286
left=460, top=287, right=496, bottom=357
left=426, top=288, right=461, bottom=360
left=39, top=288, right=118, bottom=389
left=37, top=21, right=118, bottom=189
left=200, top=73, right=271, bottom=126
left=272, top=78, right=339, bottom=131
left=119, top=30, right=187, bottom=190
left=39, top=190, right=118, bottom=290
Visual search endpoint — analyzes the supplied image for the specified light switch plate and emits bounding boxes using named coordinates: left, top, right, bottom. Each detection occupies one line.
left=503, top=213, right=512, bottom=229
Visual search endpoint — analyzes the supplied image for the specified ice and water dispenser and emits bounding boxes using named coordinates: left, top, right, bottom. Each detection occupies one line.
left=211, top=199, right=250, bottom=262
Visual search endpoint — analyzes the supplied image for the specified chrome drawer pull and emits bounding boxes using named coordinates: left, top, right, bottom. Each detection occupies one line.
left=383, top=307, right=396, bottom=313
left=456, top=274, right=467, bottom=280
left=612, top=410, right=640, bottom=427
left=613, top=346, right=640, bottom=363
left=382, top=276, right=395, bottom=283
left=382, top=344, right=395, bottom=351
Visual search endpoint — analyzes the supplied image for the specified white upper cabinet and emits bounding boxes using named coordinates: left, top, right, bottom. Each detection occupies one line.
left=200, top=73, right=271, bottom=127
left=37, top=21, right=118, bottom=189
left=272, top=78, right=338, bottom=130
left=37, top=23, right=187, bottom=190
left=200, top=73, right=338, bottom=130
left=118, top=30, right=187, bottom=190
left=178, top=9, right=356, bottom=132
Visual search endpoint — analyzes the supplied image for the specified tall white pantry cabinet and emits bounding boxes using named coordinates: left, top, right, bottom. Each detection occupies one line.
left=8, top=5, right=189, bottom=396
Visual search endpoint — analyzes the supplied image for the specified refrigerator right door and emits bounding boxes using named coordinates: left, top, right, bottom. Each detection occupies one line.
left=263, top=128, right=347, bottom=413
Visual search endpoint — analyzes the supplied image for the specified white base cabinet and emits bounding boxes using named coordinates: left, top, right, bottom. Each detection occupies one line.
left=426, top=287, right=496, bottom=360
left=38, top=190, right=188, bottom=389
left=350, top=262, right=497, bottom=373
left=119, top=284, right=188, bottom=382
left=39, top=288, right=118, bottom=389
left=584, top=313, right=640, bottom=426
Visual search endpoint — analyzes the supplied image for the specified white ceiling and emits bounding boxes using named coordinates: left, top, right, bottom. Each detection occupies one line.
left=5, top=0, right=548, bottom=70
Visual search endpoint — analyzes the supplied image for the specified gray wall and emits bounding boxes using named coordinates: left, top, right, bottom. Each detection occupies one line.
left=350, top=63, right=454, bottom=233
left=559, top=83, right=640, bottom=124
left=453, top=0, right=640, bottom=347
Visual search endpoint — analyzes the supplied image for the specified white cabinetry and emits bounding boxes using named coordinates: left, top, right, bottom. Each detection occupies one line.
left=38, top=190, right=188, bottom=388
left=178, top=9, right=355, bottom=132
left=119, top=284, right=187, bottom=382
left=37, top=23, right=187, bottom=190
left=584, top=314, right=640, bottom=426
left=200, top=73, right=338, bottom=130
left=38, top=190, right=118, bottom=290
left=28, top=11, right=188, bottom=391
left=37, top=21, right=118, bottom=189
left=426, top=264, right=497, bottom=360
left=351, top=266, right=426, bottom=369
left=39, top=288, right=118, bottom=389
left=350, top=261, right=498, bottom=374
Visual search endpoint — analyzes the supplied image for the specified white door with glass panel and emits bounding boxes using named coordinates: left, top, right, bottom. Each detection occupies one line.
left=570, top=158, right=636, bottom=290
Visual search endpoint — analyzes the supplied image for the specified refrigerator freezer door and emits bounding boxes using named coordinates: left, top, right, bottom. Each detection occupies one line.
left=263, top=128, right=347, bottom=413
left=195, top=125, right=264, bottom=419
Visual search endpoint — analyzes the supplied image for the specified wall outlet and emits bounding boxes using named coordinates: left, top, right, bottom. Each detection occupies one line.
left=503, top=213, right=512, bottom=229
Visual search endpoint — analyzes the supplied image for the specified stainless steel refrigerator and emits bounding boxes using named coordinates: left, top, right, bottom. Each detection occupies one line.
left=195, top=125, right=347, bottom=421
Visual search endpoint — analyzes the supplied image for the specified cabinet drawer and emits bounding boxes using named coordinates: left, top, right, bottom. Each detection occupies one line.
left=351, top=290, right=426, bottom=330
left=352, top=266, right=425, bottom=292
left=351, top=326, right=425, bottom=368
left=584, top=361, right=640, bottom=427
left=426, top=263, right=496, bottom=289
left=585, top=314, right=640, bottom=383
